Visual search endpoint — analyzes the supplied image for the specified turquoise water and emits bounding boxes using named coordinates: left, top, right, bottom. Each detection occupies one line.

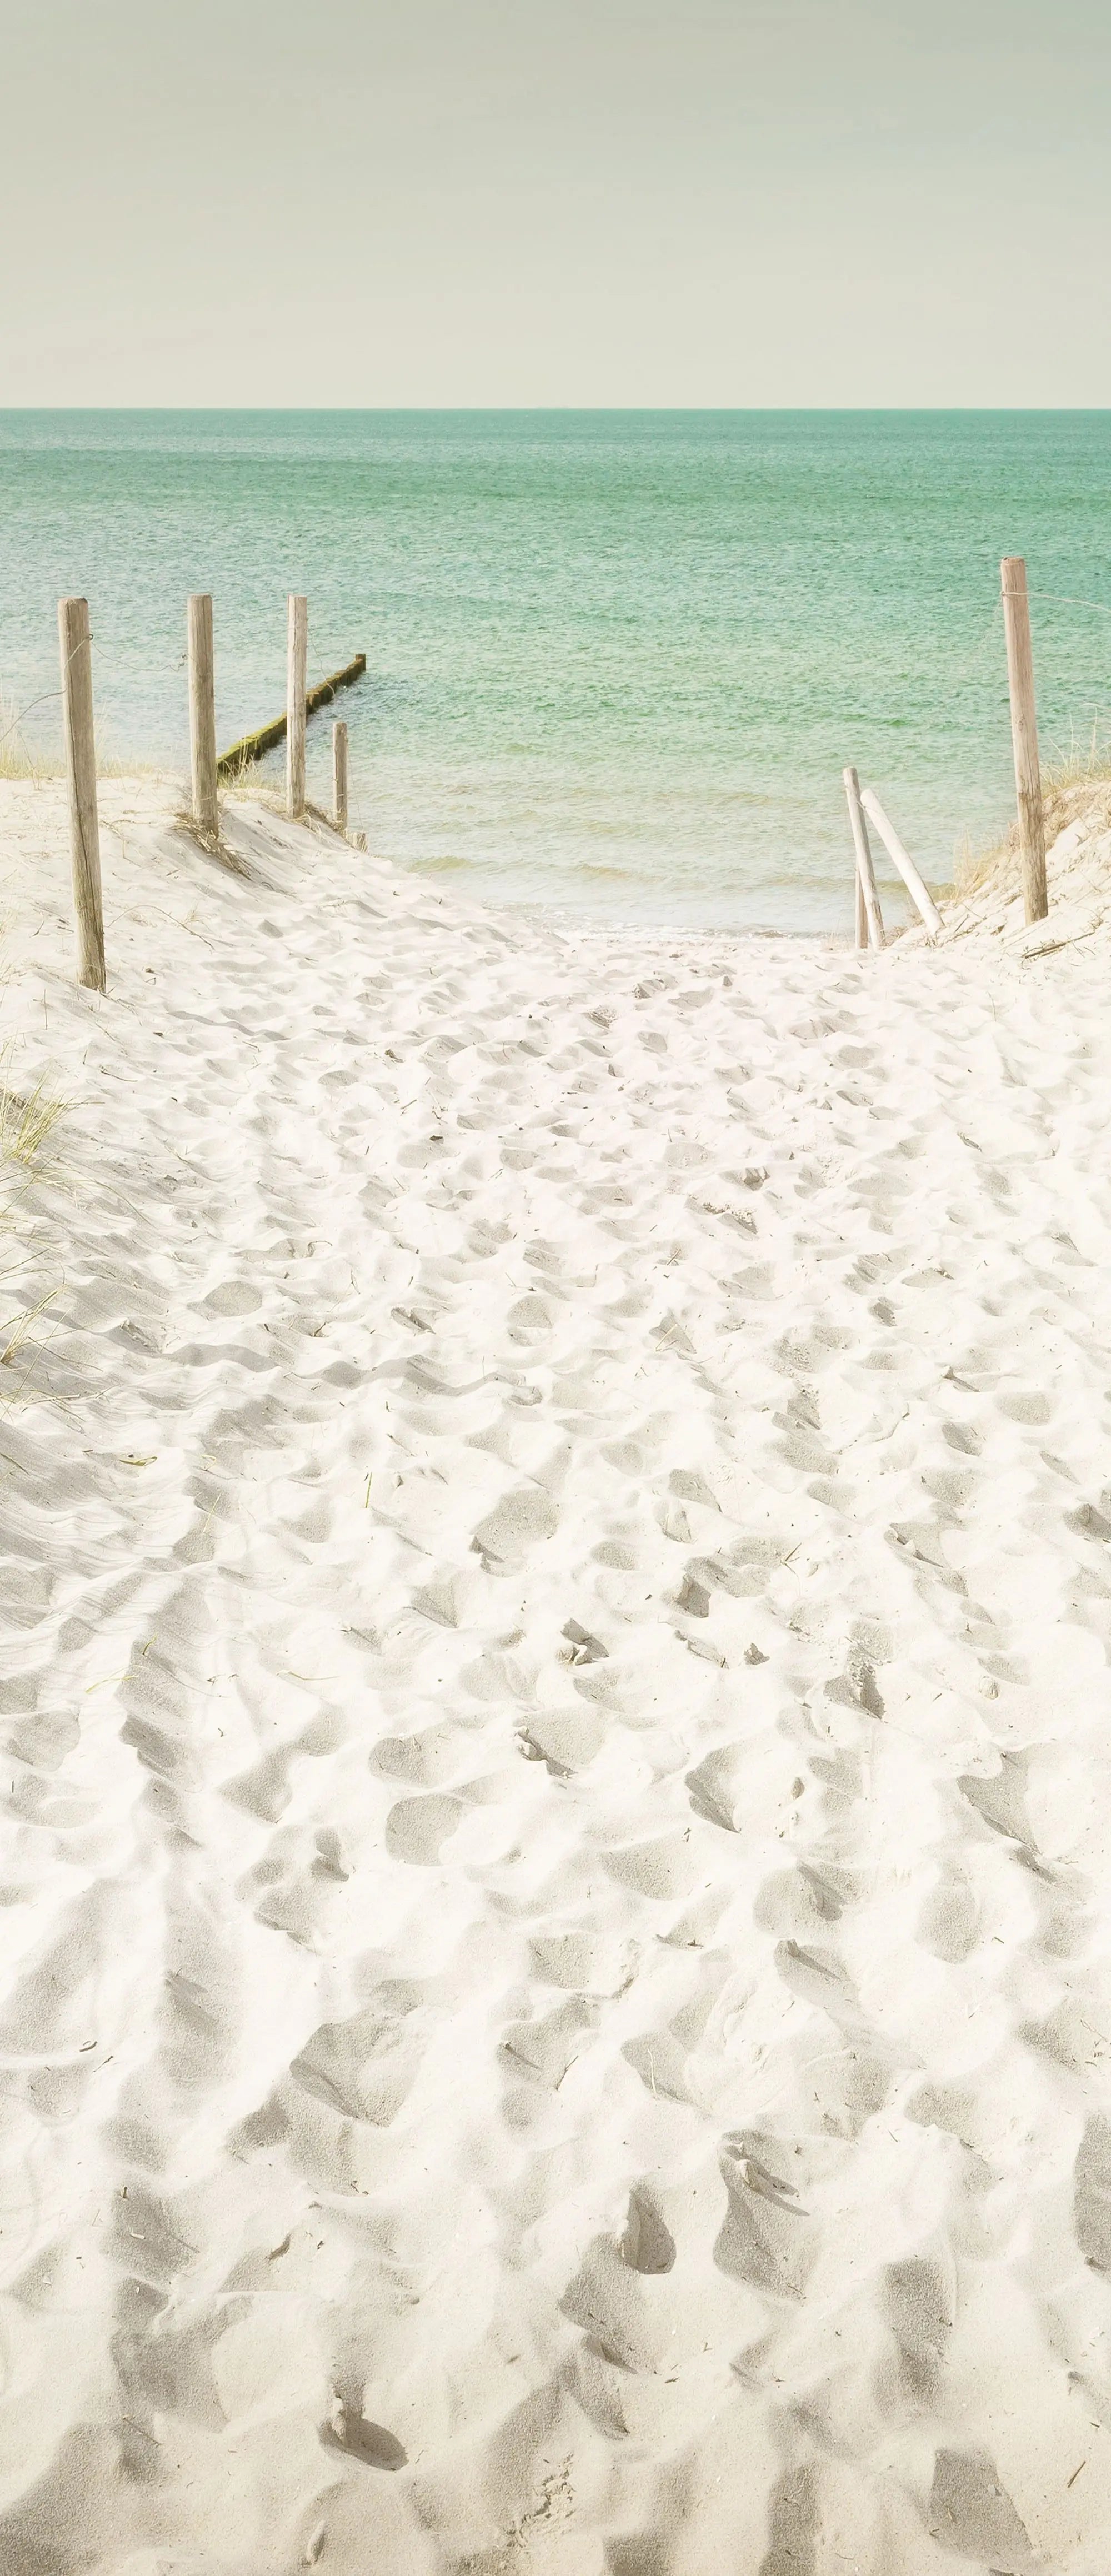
left=2, top=410, right=1110, bottom=931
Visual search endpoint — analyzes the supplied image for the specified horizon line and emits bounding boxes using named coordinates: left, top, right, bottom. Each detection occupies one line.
left=2, top=402, right=1111, bottom=418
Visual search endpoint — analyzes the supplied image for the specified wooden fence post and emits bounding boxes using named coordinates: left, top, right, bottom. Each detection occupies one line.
left=188, top=593, right=219, bottom=835
left=58, top=597, right=106, bottom=993
left=333, top=719, right=348, bottom=833
left=843, top=764, right=884, bottom=950
left=287, top=593, right=307, bottom=819
left=854, top=849, right=867, bottom=950
left=1000, top=556, right=1048, bottom=924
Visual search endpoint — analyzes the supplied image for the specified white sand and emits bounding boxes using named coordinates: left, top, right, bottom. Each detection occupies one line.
left=2, top=775, right=1111, bottom=2575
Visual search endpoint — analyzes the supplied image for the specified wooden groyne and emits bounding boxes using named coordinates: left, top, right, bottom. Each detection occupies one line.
left=216, top=651, right=367, bottom=780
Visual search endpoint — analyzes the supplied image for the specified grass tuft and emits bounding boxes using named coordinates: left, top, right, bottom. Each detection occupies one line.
left=0, top=1074, right=66, bottom=1170
left=1, top=693, right=163, bottom=784
left=0, top=1281, right=57, bottom=1375
left=0, top=695, right=61, bottom=781
left=0, top=1060, right=66, bottom=1402
left=954, top=733, right=1111, bottom=896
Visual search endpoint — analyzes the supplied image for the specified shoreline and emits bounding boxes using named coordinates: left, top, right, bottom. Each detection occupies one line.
left=2, top=773, right=1110, bottom=2572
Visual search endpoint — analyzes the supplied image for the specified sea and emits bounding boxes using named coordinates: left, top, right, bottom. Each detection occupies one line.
left=2, top=409, right=1109, bottom=934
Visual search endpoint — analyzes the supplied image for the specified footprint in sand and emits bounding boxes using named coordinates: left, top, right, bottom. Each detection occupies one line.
left=619, top=2188, right=675, bottom=2274
left=958, top=1750, right=1035, bottom=1852
left=1074, top=2114, right=1111, bottom=2272
left=384, top=1793, right=463, bottom=1863
left=291, top=1999, right=422, bottom=2126
left=884, top=2257, right=953, bottom=2407
left=195, top=1280, right=263, bottom=1318
left=223, top=1746, right=293, bottom=1823
left=758, top=2463, right=820, bottom=2576
left=372, top=1724, right=467, bottom=1786
left=472, top=1486, right=559, bottom=1570
left=4, top=1708, right=79, bottom=1770
left=499, top=1995, right=598, bottom=2089
left=917, top=1867, right=980, bottom=1963
left=927, top=2448, right=1038, bottom=2572
left=753, top=1862, right=847, bottom=1938
left=685, top=1746, right=745, bottom=1832
left=713, top=2134, right=815, bottom=2298
left=528, top=1929, right=632, bottom=1992
left=321, top=2388, right=407, bottom=2470
left=516, top=1719, right=592, bottom=1776
left=603, top=1835, right=700, bottom=1901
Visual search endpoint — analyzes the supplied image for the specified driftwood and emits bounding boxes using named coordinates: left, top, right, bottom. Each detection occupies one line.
left=217, top=652, right=366, bottom=780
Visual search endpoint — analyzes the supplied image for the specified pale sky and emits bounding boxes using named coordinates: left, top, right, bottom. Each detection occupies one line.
left=3, top=0, right=1109, bottom=407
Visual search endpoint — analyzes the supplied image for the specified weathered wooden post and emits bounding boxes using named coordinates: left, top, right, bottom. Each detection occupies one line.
left=1000, top=556, right=1048, bottom=924
left=187, top=593, right=219, bottom=835
left=287, top=593, right=307, bottom=820
left=860, top=788, right=943, bottom=940
left=843, top=764, right=884, bottom=950
left=333, top=719, right=348, bottom=833
left=57, top=597, right=106, bottom=993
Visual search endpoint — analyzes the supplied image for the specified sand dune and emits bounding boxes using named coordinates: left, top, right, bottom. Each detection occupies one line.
left=1, top=775, right=1111, bottom=2573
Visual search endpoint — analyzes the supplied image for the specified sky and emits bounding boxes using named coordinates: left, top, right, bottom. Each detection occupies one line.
left=3, top=0, right=1109, bottom=407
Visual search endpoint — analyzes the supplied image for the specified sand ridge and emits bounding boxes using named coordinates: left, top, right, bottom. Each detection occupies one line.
left=1, top=779, right=1110, bottom=2572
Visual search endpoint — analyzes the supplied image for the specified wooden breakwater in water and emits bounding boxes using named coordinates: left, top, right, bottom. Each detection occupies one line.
left=216, top=651, right=367, bottom=781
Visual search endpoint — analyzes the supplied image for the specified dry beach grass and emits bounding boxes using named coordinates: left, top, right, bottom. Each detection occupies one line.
left=954, top=743, right=1111, bottom=898
left=1, top=775, right=1111, bottom=2572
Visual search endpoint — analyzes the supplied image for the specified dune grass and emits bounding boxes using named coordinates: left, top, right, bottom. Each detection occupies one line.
left=0, top=1063, right=66, bottom=1398
left=0, top=1280, right=58, bottom=1375
left=0, top=696, right=61, bottom=781
left=0, top=1073, right=66, bottom=1170
left=954, top=731, right=1111, bottom=896
left=1, top=690, right=162, bottom=784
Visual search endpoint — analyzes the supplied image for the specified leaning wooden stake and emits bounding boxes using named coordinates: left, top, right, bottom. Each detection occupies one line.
left=1000, top=555, right=1048, bottom=924
left=287, top=593, right=307, bottom=820
left=860, top=788, right=942, bottom=941
left=188, top=593, right=219, bottom=835
left=333, top=719, right=348, bottom=833
left=58, top=597, right=106, bottom=993
left=843, top=765, right=884, bottom=950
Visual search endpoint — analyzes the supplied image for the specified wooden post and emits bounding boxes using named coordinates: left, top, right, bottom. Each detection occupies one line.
left=843, top=764, right=884, bottom=950
left=333, top=719, right=349, bottom=833
left=1000, top=556, right=1048, bottom=924
left=287, top=593, right=307, bottom=819
left=859, top=788, right=943, bottom=941
left=57, top=597, right=106, bottom=994
left=187, top=593, right=219, bottom=835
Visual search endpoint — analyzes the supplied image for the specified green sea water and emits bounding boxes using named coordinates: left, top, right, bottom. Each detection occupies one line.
left=2, top=409, right=1109, bottom=931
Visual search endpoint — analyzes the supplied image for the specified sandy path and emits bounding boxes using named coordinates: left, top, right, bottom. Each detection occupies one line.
left=1, top=778, right=1110, bottom=2574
